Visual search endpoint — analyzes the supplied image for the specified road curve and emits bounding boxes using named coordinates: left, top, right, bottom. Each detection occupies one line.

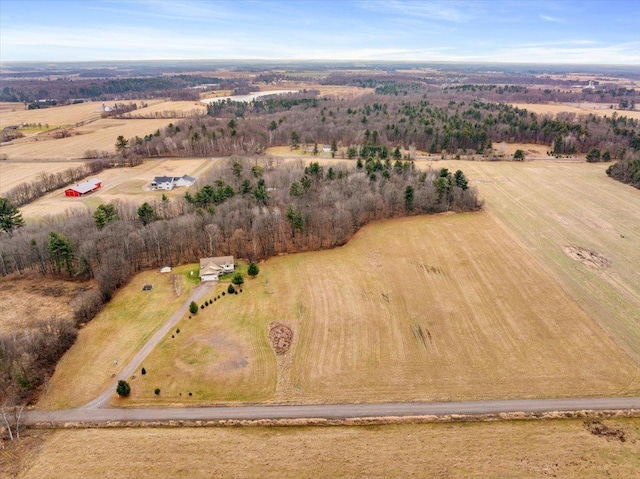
left=24, top=396, right=640, bottom=425
left=83, top=282, right=215, bottom=409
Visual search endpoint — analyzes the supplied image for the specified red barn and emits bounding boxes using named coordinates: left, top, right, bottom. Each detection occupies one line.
left=65, top=178, right=102, bottom=197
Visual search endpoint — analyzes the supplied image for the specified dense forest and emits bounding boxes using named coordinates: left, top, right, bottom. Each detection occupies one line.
left=0, top=159, right=480, bottom=404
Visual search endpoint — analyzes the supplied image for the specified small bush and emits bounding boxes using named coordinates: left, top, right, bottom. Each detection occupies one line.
left=205, top=300, right=209, bottom=306
left=176, top=328, right=180, bottom=334
left=141, top=367, right=146, bottom=375
left=154, top=388, right=160, bottom=395
left=222, top=292, right=226, bottom=296
left=228, top=284, right=236, bottom=294
left=200, top=304, right=204, bottom=309
left=189, top=301, right=198, bottom=315
left=116, top=380, right=131, bottom=397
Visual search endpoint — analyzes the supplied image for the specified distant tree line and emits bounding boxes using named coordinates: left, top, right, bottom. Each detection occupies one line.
left=0, top=75, right=241, bottom=103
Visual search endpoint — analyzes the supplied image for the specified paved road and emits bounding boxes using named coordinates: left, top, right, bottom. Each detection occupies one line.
left=83, top=282, right=215, bottom=409
left=23, top=396, right=640, bottom=425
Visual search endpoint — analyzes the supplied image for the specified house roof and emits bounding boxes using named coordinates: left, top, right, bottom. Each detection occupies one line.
left=67, top=178, right=101, bottom=194
left=180, top=175, right=196, bottom=182
left=199, top=256, right=234, bottom=276
left=152, top=176, right=174, bottom=184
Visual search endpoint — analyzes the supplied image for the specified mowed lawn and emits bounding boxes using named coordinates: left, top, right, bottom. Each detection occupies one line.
left=37, top=266, right=197, bottom=410
left=438, top=160, right=640, bottom=365
left=133, top=212, right=639, bottom=406
left=16, top=419, right=640, bottom=479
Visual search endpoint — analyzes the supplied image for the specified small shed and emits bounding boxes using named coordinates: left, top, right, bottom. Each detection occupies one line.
left=160, top=266, right=171, bottom=273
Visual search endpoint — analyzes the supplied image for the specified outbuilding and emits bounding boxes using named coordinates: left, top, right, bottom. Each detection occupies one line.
left=65, top=178, right=102, bottom=197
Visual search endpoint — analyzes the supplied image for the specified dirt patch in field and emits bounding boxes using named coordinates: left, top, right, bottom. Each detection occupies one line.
left=584, top=420, right=630, bottom=442
left=269, top=322, right=293, bottom=355
left=563, top=245, right=611, bottom=269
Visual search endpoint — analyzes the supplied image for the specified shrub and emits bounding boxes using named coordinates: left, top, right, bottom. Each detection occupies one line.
left=116, top=380, right=131, bottom=397
left=248, top=262, right=260, bottom=277
left=205, top=300, right=209, bottom=306
left=154, top=388, right=160, bottom=395
left=200, top=304, right=204, bottom=309
left=176, top=328, right=180, bottom=334
left=222, top=292, right=226, bottom=296
left=141, top=367, right=146, bottom=375
left=228, top=284, right=236, bottom=294
left=189, top=301, right=198, bottom=315
left=232, top=272, right=245, bottom=286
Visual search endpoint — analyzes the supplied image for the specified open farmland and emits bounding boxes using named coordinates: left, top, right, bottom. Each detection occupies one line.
left=17, top=157, right=214, bottom=219
left=36, top=266, right=197, bottom=410
left=11, top=418, right=640, bottom=479
left=431, top=160, right=640, bottom=365
left=0, top=160, right=85, bottom=195
left=126, top=212, right=639, bottom=406
left=510, top=102, right=640, bottom=120
left=0, top=99, right=209, bottom=160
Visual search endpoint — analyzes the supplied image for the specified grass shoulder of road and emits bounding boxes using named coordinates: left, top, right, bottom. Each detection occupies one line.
left=11, top=418, right=640, bottom=479
left=36, top=265, right=198, bottom=410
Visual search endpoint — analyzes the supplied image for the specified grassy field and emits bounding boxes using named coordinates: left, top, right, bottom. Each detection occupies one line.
left=0, top=98, right=211, bottom=160
left=10, top=418, right=640, bottom=478
left=17, top=157, right=214, bottom=219
left=509, top=102, right=640, bottom=120
left=432, top=159, right=640, bottom=365
left=36, top=266, right=197, bottom=410
left=0, top=160, right=85, bottom=195
left=126, top=211, right=639, bottom=406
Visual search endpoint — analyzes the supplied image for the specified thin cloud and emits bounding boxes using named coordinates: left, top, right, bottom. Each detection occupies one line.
left=540, top=14, right=564, bottom=23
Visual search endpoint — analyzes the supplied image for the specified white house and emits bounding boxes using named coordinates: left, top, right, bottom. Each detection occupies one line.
left=199, top=256, right=235, bottom=282
left=150, top=174, right=195, bottom=190
left=151, top=176, right=175, bottom=190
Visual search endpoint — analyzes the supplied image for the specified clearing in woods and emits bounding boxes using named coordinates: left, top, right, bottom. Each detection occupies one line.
left=16, top=157, right=214, bottom=219
left=128, top=212, right=639, bottom=406
left=12, top=419, right=640, bottom=479
left=36, top=266, right=197, bottom=410
left=509, top=102, right=640, bottom=120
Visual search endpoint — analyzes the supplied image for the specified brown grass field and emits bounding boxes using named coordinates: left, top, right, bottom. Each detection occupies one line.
left=7, top=418, right=640, bottom=478
left=36, top=266, right=197, bottom=410
left=0, top=274, right=86, bottom=335
left=431, top=159, right=640, bottom=366
left=16, top=157, right=214, bottom=219
left=122, top=211, right=639, bottom=407
left=0, top=99, right=209, bottom=160
left=510, top=102, right=640, bottom=120
left=0, top=160, right=85, bottom=195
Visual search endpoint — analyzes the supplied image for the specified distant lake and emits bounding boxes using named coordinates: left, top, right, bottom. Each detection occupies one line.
left=201, top=90, right=299, bottom=104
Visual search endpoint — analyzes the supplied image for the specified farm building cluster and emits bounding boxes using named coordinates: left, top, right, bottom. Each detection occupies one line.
left=150, top=175, right=195, bottom=191
left=199, top=256, right=235, bottom=281
left=64, top=178, right=102, bottom=197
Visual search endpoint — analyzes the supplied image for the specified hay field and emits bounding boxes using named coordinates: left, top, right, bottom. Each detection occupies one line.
left=0, top=160, right=85, bottom=195
left=124, top=100, right=207, bottom=117
left=0, top=101, right=110, bottom=130
left=37, top=266, right=197, bottom=410
left=510, top=102, right=640, bottom=120
left=131, top=212, right=639, bottom=406
left=14, top=419, right=640, bottom=479
left=18, top=157, right=213, bottom=219
left=433, top=160, right=640, bottom=365
left=0, top=118, right=173, bottom=160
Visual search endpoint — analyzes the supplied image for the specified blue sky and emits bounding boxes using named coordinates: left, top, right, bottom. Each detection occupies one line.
left=1, top=0, right=639, bottom=64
